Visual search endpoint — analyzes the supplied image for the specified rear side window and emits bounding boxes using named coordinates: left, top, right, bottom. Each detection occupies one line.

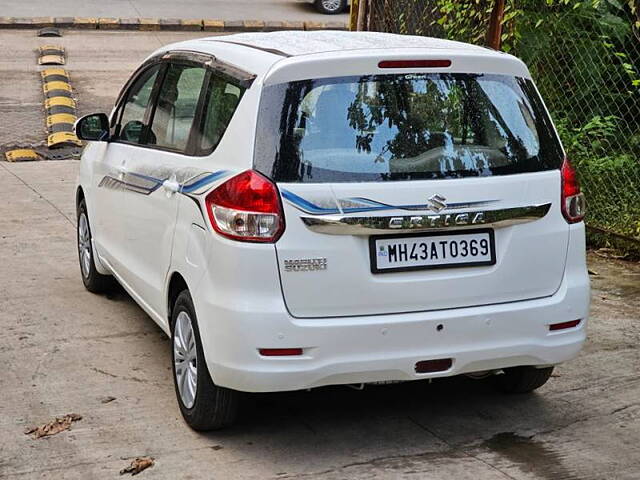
left=254, top=73, right=563, bottom=183
left=195, top=77, right=244, bottom=154
left=148, top=64, right=207, bottom=152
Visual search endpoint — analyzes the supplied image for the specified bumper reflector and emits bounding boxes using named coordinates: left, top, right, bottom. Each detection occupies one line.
left=259, top=348, right=303, bottom=357
left=415, top=358, right=453, bottom=374
left=549, top=320, right=581, bottom=331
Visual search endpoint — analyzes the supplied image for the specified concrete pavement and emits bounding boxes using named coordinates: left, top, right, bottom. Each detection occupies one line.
left=1, top=159, right=640, bottom=478
left=0, top=0, right=348, bottom=23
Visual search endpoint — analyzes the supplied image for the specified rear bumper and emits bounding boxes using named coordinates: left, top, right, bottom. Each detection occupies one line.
left=206, top=289, right=588, bottom=393
left=194, top=230, right=589, bottom=393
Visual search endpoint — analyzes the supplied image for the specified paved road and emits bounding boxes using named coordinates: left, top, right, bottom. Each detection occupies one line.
left=1, top=158, right=639, bottom=479
left=0, top=0, right=348, bottom=22
left=1, top=28, right=640, bottom=480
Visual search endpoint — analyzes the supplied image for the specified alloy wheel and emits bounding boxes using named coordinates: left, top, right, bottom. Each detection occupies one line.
left=78, top=213, right=92, bottom=279
left=174, top=311, right=198, bottom=409
left=322, top=0, right=342, bottom=12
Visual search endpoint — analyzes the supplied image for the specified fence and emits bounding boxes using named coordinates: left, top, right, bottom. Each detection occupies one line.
left=353, top=0, right=640, bottom=254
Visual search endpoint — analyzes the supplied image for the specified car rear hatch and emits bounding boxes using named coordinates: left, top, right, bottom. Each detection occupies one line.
left=255, top=54, right=569, bottom=318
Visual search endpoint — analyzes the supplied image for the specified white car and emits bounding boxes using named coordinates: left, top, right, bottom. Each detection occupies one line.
left=75, top=31, right=590, bottom=430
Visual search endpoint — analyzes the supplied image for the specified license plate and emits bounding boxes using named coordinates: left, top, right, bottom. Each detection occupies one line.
left=369, top=229, right=496, bottom=273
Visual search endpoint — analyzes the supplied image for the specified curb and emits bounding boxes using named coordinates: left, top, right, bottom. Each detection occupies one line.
left=0, top=17, right=348, bottom=32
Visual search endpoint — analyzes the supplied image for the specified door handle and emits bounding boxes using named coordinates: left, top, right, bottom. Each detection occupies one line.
left=162, top=179, right=180, bottom=194
left=116, top=164, right=127, bottom=179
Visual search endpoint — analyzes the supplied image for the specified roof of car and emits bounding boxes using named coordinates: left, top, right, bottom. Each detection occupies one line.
left=155, top=31, right=526, bottom=83
left=202, top=31, right=490, bottom=57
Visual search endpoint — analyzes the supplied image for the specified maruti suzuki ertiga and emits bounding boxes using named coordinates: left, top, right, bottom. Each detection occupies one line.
left=74, top=31, right=590, bottom=430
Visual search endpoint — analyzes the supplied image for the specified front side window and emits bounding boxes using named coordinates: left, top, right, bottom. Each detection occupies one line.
left=148, top=64, right=207, bottom=152
left=254, top=73, right=564, bottom=183
left=117, top=64, right=161, bottom=144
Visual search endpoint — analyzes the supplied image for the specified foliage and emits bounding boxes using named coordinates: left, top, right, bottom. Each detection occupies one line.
left=578, top=153, right=640, bottom=241
left=556, top=114, right=640, bottom=243
left=433, top=0, right=521, bottom=50
left=433, top=0, right=639, bottom=52
left=435, top=0, right=494, bottom=45
left=515, top=0, right=640, bottom=92
left=554, top=115, right=619, bottom=161
left=514, top=0, right=640, bottom=249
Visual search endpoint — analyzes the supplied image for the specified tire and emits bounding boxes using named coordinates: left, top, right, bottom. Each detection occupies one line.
left=77, top=199, right=113, bottom=293
left=493, top=366, right=554, bottom=394
left=314, top=0, right=347, bottom=14
left=171, top=290, right=239, bottom=430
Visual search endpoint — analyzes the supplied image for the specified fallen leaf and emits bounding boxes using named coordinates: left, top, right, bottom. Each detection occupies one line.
left=24, top=413, right=82, bottom=439
left=595, top=248, right=627, bottom=260
left=120, top=457, right=154, bottom=476
left=100, top=396, right=117, bottom=404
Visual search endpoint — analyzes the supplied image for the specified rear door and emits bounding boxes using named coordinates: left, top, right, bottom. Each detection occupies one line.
left=255, top=71, right=569, bottom=318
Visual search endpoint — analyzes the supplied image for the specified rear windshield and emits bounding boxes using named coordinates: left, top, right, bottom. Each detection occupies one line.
left=254, top=73, right=564, bottom=183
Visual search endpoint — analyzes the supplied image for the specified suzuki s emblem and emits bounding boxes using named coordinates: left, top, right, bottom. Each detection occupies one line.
left=427, top=194, right=447, bottom=212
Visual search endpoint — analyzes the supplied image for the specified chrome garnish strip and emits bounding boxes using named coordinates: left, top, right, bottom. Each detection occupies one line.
left=98, top=170, right=229, bottom=196
left=281, top=189, right=498, bottom=215
left=300, top=203, right=552, bottom=235
left=98, top=175, right=163, bottom=195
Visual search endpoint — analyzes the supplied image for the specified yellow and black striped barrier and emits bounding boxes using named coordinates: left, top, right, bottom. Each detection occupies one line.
left=48, top=132, right=82, bottom=148
left=46, top=113, right=77, bottom=132
left=40, top=68, right=82, bottom=148
left=38, top=45, right=66, bottom=65
left=4, top=149, right=41, bottom=162
left=2, top=44, right=83, bottom=161
left=42, top=80, right=72, bottom=97
left=45, top=96, right=77, bottom=115
left=41, top=67, right=69, bottom=83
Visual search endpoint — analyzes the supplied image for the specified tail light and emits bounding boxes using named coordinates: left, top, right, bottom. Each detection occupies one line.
left=205, top=170, right=284, bottom=243
left=561, top=158, right=586, bottom=224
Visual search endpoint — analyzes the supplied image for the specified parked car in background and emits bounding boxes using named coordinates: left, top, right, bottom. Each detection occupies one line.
left=74, top=31, right=590, bottom=430
left=312, top=0, right=349, bottom=14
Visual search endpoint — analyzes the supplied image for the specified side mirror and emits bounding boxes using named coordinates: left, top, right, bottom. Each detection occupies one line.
left=75, top=113, right=110, bottom=141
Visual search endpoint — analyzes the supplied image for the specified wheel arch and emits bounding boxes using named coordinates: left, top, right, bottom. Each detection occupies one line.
left=167, top=271, right=190, bottom=328
left=76, top=186, right=85, bottom=211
